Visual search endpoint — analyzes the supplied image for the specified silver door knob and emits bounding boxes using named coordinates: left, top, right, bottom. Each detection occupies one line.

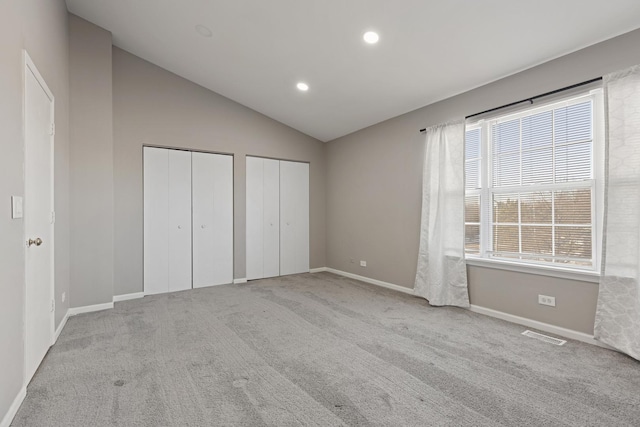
left=178, top=225, right=182, bottom=229
left=28, top=238, right=43, bottom=247
left=201, top=225, right=206, bottom=229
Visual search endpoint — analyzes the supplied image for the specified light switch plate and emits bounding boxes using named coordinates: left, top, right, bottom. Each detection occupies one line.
left=11, top=196, right=23, bottom=219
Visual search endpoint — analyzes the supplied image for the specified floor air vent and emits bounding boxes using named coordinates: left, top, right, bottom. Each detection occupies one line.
left=521, top=330, right=567, bottom=346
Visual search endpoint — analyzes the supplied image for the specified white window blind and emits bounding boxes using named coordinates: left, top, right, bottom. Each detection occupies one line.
left=465, top=91, right=603, bottom=271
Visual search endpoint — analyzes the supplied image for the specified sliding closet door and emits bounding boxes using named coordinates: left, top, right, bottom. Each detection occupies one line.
left=246, top=157, right=264, bottom=280
left=192, top=152, right=233, bottom=287
left=280, top=161, right=310, bottom=275
left=246, top=157, right=280, bottom=280
left=144, top=147, right=192, bottom=295
left=263, top=159, right=280, bottom=277
left=143, top=147, right=169, bottom=295
left=168, top=149, right=192, bottom=292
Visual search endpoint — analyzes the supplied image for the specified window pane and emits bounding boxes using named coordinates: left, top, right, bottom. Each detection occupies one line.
left=554, top=101, right=592, bottom=144
left=522, top=147, right=553, bottom=185
left=465, top=195, right=480, bottom=223
left=555, top=141, right=591, bottom=182
left=492, top=119, right=519, bottom=155
left=554, top=189, right=591, bottom=224
left=522, top=110, right=552, bottom=150
left=520, top=192, right=552, bottom=223
left=493, top=225, right=519, bottom=253
left=493, top=193, right=519, bottom=223
left=466, top=128, right=481, bottom=160
left=555, top=226, right=592, bottom=260
left=521, top=226, right=552, bottom=255
left=465, top=225, right=480, bottom=254
left=493, top=153, right=520, bottom=187
left=469, top=93, right=597, bottom=271
left=465, top=160, right=480, bottom=190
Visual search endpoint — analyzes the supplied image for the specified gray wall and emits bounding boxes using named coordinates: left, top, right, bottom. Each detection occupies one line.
left=69, top=16, right=114, bottom=308
left=113, top=48, right=326, bottom=296
left=0, top=0, right=70, bottom=421
left=326, top=28, right=640, bottom=335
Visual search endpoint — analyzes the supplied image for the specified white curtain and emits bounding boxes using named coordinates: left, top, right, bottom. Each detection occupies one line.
left=594, top=65, right=640, bottom=360
left=414, top=120, right=469, bottom=307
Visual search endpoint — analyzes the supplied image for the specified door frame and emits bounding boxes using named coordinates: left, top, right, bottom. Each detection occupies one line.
left=23, top=50, right=55, bottom=386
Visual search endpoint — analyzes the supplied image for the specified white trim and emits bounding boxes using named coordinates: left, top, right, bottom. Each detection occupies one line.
left=52, top=309, right=69, bottom=344
left=233, top=278, right=247, bottom=284
left=325, top=268, right=415, bottom=296
left=0, top=386, right=26, bottom=427
left=113, top=292, right=144, bottom=302
left=309, top=267, right=328, bottom=273
left=465, top=257, right=601, bottom=283
left=468, top=304, right=614, bottom=349
left=68, top=302, right=114, bottom=316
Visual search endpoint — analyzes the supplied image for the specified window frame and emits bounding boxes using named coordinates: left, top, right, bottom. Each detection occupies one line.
left=465, top=88, right=605, bottom=281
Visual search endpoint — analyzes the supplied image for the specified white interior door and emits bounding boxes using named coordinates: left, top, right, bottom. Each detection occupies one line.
left=246, top=156, right=264, bottom=280
left=143, top=147, right=169, bottom=295
left=262, top=159, right=280, bottom=278
left=168, top=150, right=192, bottom=292
left=280, top=161, right=310, bottom=275
left=192, top=152, right=233, bottom=287
left=24, top=54, right=55, bottom=385
left=246, top=157, right=280, bottom=280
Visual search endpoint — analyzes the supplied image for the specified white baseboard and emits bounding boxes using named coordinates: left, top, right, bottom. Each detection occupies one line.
left=0, top=386, right=26, bottom=427
left=325, top=268, right=415, bottom=296
left=53, top=309, right=69, bottom=344
left=468, top=304, right=614, bottom=349
left=309, top=267, right=328, bottom=273
left=113, top=292, right=144, bottom=302
left=325, top=267, right=612, bottom=350
left=233, top=278, right=247, bottom=284
left=68, top=302, right=114, bottom=316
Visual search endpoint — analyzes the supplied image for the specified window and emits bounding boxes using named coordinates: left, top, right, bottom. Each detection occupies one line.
left=465, top=90, right=604, bottom=272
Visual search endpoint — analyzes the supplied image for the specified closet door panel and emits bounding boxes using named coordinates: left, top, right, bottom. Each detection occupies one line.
left=168, top=150, right=192, bottom=292
left=211, top=154, right=234, bottom=285
left=262, top=159, right=280, bottom=278
left=246, top=157, right=264, bottom=280
left=193, top=152, right=234, bottom=287
left=143, top=147, right=169, bottom=295
left=280, top=161, right=310, bottom=275
left=297, top=162, right=310, bottom=273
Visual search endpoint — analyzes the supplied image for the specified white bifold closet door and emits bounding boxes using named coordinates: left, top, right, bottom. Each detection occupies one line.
left=192, top=152, right=234, bottom=287
left=246, top=157, right=309, bottom=279
left=246, top=157, right=280, bottom=280
left=144, top=147, right=192, bottom=295
left=280, top=161, right=310, bottom=275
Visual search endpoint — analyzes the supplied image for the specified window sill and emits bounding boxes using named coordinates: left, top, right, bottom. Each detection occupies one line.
left=465, top=257, right=601, bottom=283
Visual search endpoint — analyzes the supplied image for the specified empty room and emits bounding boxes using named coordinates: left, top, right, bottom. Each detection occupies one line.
left=2, top=1, right=640, bottom=426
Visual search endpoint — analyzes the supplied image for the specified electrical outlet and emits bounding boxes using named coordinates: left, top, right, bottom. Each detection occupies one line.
left=61, top=292, right=66, bottom=303
left=360, top=260, right=367, bottom=267
left=538, top=295, right=556, bottom=307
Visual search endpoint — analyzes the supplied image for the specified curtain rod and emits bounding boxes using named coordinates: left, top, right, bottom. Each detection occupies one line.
left=418, top=76, right=603, bottom=133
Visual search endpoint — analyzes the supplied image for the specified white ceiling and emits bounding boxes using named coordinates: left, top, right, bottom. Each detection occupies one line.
left=65, top=0, right=640, bottom=142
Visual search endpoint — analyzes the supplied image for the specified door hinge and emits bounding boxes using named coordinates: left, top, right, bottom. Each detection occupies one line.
left=51, top=299, right=55, bottom=313
left=51, top=211, right=56, bottom=224
left=50, top=123, right=55, bottom=136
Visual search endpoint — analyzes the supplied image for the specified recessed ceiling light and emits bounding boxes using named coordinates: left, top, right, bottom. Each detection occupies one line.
left=363, top=31, right=379, bottom=44
left=296, top=82, right=309, bottom=92
left=195, top=24, right=213, bottom=38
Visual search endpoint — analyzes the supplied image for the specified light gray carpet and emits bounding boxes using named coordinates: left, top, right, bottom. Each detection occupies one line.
left=12, top=272, right=640, bottom=426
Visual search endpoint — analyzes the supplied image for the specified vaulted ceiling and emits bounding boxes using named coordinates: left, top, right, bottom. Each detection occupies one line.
left=66, top=0, right=640, bottom=141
